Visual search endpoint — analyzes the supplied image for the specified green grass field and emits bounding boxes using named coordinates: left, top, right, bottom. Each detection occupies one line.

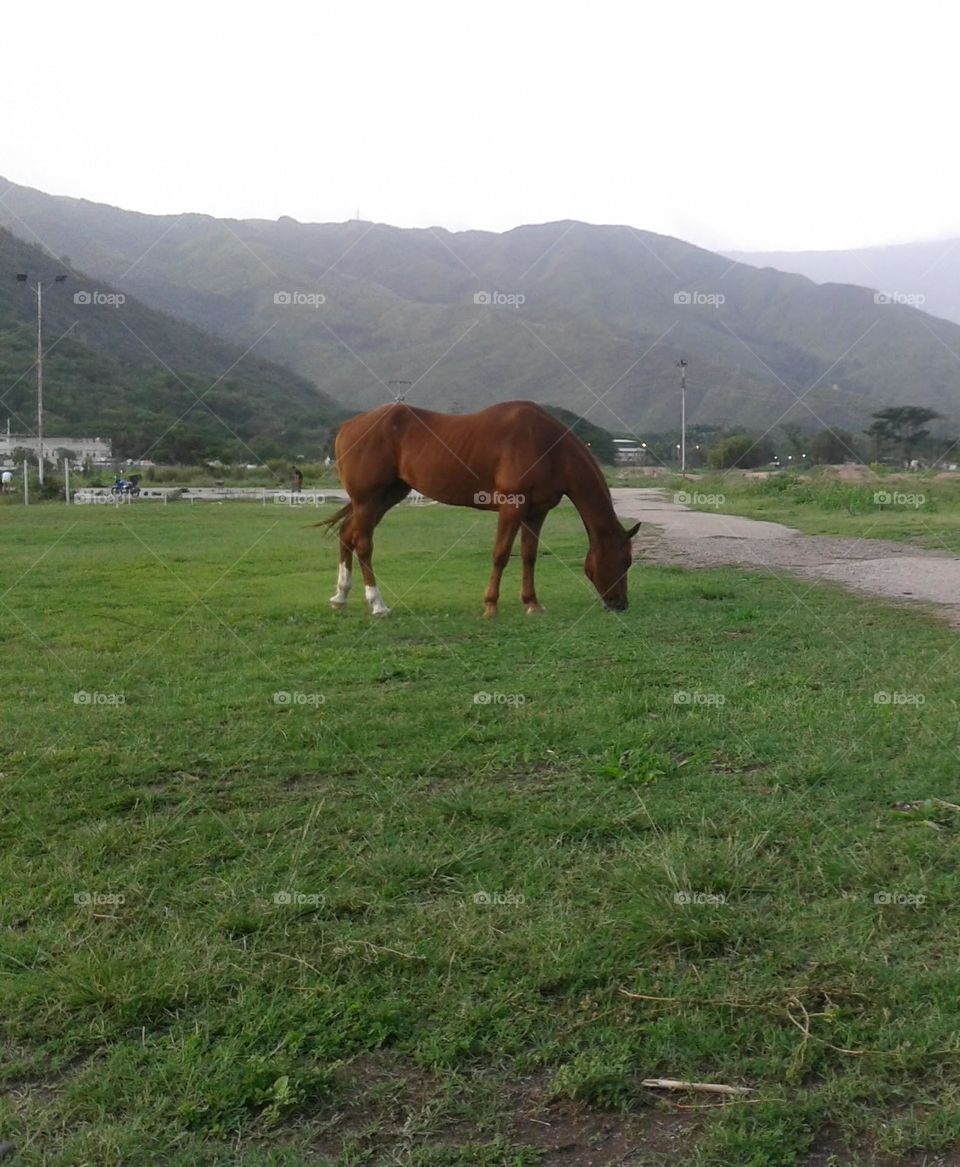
left=678, top=470, right=960, bottom=555
left=4, top=501, right=960, bottom=1166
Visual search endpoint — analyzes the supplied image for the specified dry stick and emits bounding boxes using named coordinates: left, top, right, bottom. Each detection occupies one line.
left=642, top=1078, right=752, bottom=1096
left=784, top=1000, right=870, bottom=1057
left=619, top=988, right=769, bottom=1010
left=786, top=996, right=812, bottom=1077
left=264, top=951, right=327, bottom=978
left=620, top=988, right=878, bottom=1057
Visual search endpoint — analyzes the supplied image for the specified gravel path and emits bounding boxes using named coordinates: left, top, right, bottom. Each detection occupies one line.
left=612, top=488, right=960, bottom=626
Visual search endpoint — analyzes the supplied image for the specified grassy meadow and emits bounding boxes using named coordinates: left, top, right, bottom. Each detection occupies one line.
left=3, top=500, right=960, bottom=1165
left=675, top=469, right=960, bottom=555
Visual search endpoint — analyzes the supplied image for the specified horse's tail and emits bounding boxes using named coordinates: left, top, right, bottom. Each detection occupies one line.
left=315, top=502, right=353, bottom=535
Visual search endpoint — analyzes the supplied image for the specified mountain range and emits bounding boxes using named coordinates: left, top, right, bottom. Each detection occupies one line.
left=728, top=239, right=960, bottom=328
left=2, top=176, right=960, bottom=445
left=0, top=226, right=343, bottom=460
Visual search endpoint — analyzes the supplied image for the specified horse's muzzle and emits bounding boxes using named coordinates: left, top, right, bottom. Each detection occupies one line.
left=604, top=600, right=628, bottom=612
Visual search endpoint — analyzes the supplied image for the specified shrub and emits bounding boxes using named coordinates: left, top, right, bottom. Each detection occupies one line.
left=709, top=435, right=772, bottom=470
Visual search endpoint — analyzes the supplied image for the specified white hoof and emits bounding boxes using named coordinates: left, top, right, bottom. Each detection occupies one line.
left=365, top=585, right=390, bottom=617
left=330, top=566, right=352, bottom=611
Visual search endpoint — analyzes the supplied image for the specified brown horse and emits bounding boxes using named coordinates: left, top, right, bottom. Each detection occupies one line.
left=322, top=401, right=640, bottom=616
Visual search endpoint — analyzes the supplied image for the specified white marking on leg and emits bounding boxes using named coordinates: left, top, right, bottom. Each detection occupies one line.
left=330, top=564, right=352, bottom=607
left=365, top=584, right=390, bottom=616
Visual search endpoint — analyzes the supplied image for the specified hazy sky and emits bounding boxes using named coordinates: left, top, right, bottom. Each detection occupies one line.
left=4, top=0, right=957, bottom=252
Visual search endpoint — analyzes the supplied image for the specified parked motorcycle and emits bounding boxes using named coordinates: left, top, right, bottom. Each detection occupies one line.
left=110, top=473, right=142, bottom=497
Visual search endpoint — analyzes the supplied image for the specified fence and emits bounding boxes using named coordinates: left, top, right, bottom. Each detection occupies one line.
left=70, top=487, right=435, bottom=506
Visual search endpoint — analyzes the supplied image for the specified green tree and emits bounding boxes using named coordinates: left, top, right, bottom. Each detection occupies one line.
left=866, top=407, right=942, bottom=463
left=709, top=434, right=772, bottom=470
left=778, top=423, right=808, bottom=460
left=809, top=428, right=858, bottom=465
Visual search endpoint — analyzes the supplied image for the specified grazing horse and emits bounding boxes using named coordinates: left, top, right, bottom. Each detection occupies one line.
left=322, top=401, right=640, bottom=616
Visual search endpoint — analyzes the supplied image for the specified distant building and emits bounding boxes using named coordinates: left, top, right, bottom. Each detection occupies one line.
left=0, top=433, right=112, bottom=464
left=613, top=438, right=645, bottom=464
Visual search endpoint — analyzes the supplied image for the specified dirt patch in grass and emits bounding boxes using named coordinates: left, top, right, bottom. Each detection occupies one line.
left=277, top=1054, right=960, bottom=1166
left=509, top=1095, right=701, bottom=1165
left=288, top=1053, right=703, bottom=1164
left=802, top=1124, right=960, bottom=1167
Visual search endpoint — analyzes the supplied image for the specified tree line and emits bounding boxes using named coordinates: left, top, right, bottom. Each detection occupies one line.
left=629, top=407, right=951, bottom=470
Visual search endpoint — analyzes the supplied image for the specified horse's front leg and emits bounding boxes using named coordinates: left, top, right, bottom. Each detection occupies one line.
left=520, top=512, right=547, bottom=614
left=483, top=509, right=521, bottom=617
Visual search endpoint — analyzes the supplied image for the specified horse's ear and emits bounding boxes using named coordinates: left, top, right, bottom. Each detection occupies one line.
left=623, top=521, right=641, bottom=540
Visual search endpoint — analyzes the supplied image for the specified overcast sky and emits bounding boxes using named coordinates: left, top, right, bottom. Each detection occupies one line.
left=3, top=0, right=956, bottom=253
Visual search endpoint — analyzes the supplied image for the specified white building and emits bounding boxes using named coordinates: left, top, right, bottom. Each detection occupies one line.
left=0, top=433, right=112, bottom=464
left=613, top=438, right=645, bottom=464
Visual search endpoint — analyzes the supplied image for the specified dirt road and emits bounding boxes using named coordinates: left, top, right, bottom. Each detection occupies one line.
left=612, top=488, right=960, bottom=626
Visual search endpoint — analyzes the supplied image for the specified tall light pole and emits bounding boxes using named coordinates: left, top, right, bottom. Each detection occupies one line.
left=675, top=359, right=688, bottom=476
left=16, top=272, right=67, bottom=486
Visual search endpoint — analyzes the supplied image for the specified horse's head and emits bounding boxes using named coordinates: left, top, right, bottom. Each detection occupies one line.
left=585, top=521, right=641, bottom=611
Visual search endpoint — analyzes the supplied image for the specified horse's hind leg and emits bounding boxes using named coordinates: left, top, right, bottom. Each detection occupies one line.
left=354, top=505, right=390, bottom=616
left=329, top=536, right=354, bottom=610
left=353, top=483, right=411, bottom=616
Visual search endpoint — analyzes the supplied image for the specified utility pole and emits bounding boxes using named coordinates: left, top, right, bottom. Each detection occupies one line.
left=36, top=280, right=44, bottom=485
left=16, top=272, right=67, bottom=486
left=675, top=359, right=688, bottom=476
